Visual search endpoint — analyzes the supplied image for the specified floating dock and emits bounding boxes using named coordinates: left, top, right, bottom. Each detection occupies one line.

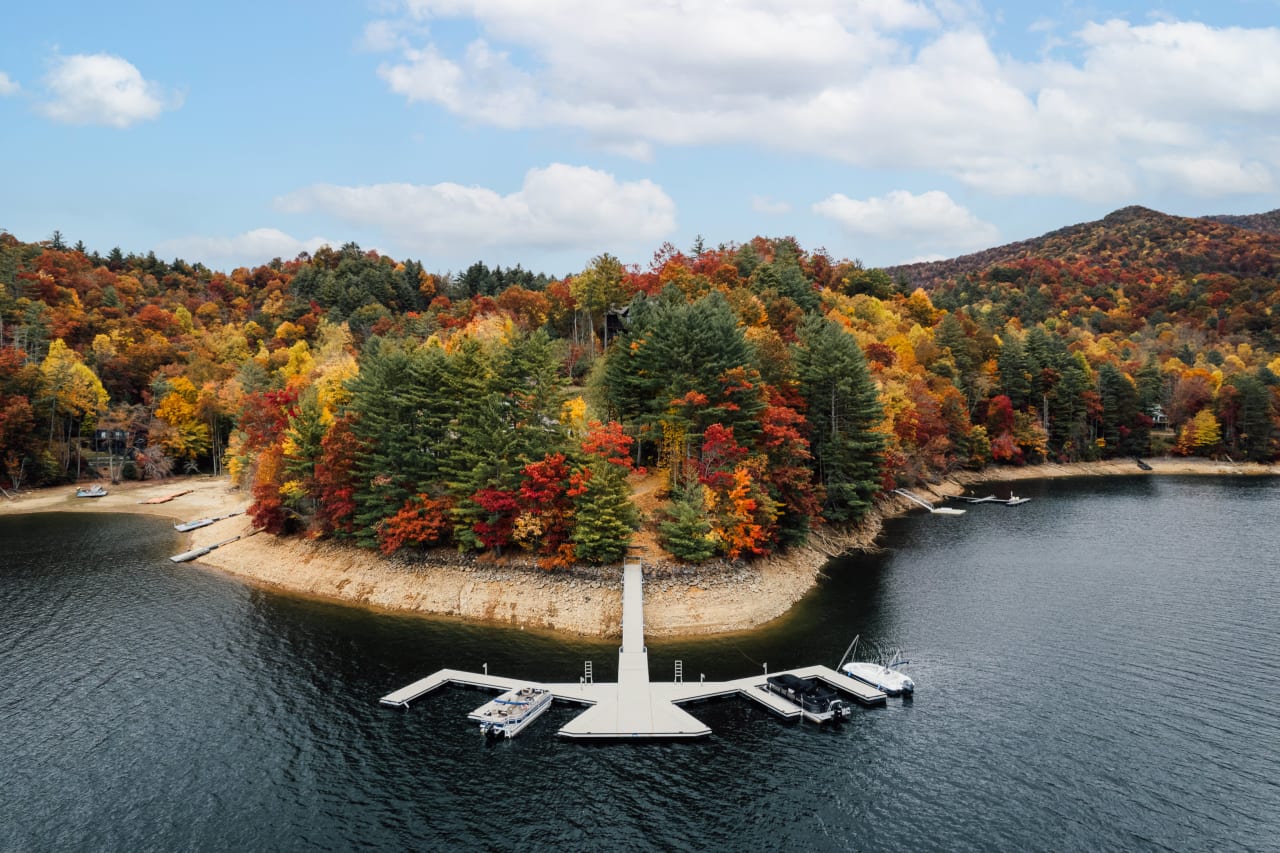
left=892, top=488, right=965, bottom=515
left=379, top=557, right=886, bottom=739
left=175, top=511, right=242, bottom=532
left=169, top=530, right=255, bottom=563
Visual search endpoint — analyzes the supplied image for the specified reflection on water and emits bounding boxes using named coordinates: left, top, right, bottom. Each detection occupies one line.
left=2, top=477, right=1279, bottom=851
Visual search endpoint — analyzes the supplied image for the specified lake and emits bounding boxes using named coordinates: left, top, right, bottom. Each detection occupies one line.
left=2, top=476, right=1278, bottom=851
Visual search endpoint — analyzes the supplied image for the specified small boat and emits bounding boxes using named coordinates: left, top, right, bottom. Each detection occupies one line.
left=841, top=661, right=915, bottom=697
left=838, top=635, right=916, bottom=697
left=468, top=685, right=553, bottom=738
left=75, top=485, right=108, bottom=498
left=1004, top=496, right=1031, bottom=506
left=764, top=674, right=851, bottom=723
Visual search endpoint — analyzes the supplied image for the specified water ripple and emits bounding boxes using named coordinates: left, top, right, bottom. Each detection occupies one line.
left=3, top=480, right=1280, bottom=851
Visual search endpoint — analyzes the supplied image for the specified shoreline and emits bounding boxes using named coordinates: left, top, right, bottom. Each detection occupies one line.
left=2, top=457, right=1275, bottom=638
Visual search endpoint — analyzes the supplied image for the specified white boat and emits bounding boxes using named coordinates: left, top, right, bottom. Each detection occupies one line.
left=75, top=485, right=107, bottom=498
left=838, top=635, right=916, bottom=697
left=1005, top=496, right=1031, bottom=506
left=467, top=685, right=553, bottom=738
left=841, top=661, right=915, bottom=697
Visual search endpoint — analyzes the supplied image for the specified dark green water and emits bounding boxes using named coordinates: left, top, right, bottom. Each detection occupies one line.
left=2, top=476, right=1278, bottom=851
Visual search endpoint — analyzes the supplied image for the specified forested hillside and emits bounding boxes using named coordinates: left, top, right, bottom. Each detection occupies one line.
left=2, top=209, right=1277, bottom=566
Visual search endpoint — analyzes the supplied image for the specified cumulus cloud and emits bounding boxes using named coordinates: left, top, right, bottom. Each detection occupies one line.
left=371, top=3, right=1280, bottom=201
left=40, top=53, right=179, bottom=127
left=814, top=189, right=999, bottom=249
left=157, top=229, right=333, bottom=270
left=0, top=72, right=18, bottom=96
left=275, top=163, right=676, bottom=252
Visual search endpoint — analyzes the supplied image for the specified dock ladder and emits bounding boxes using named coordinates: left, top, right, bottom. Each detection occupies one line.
left=674, top=660, right=684, bottom=683
left=584, top=660, right=593, bottom=684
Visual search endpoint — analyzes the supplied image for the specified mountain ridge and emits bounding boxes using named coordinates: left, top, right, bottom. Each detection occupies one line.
left=884, top=205, right=1280, bottom=290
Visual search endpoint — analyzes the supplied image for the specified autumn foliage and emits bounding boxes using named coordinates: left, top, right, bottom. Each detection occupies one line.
left=2, top=206, right=1278, bottom=565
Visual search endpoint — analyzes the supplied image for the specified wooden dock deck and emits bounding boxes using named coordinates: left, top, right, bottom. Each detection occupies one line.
left=380, top=557, right=888, bottom=737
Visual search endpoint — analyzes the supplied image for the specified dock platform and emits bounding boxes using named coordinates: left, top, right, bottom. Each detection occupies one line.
left=380, top=557, right=887, bottom=738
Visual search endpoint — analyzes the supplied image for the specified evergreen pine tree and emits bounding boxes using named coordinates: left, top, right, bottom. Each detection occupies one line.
left=795, top=315, right=885, bottom=523
left=1097, top=363, right=1146, bottom=457
left=997, top=332, right=1032, bottom=410
left=570, top=463, right=638, bottom=564
left=658, top=486, right=717, bottom=563
left=348, top=340, right=455, bottom=547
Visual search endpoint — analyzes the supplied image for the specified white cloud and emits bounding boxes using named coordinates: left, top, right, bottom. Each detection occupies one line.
left=39, top=53, right=179, bottom=128
left=371, top=4, right=1280, bottom=201
left=156, top=229, right=333, bottom=270
left=1138, top=152, right=1274, bottom=196
left=752, top=195, right=792, bottom=215
left=814, top=189, right=998, bottom=248
left=0, top=72, right=18, bottom=96
left=360, top=19, right=410, bottom=52
left=275, top=163, right=676, bottom=253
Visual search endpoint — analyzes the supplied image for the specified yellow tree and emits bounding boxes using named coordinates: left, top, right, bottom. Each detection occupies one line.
left=40, top=339, right=109, bottom=446
left=1190, top=409, right=1222, bottom=454
left=569, top=253, right=628, bottom=351
left=154, top=376, right=211, bottom=463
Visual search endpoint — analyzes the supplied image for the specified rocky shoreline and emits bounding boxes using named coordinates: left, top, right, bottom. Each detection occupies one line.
left=2, top=457, right=1274, bottom=638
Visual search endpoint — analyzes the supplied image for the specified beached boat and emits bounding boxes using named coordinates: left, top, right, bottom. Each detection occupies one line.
left=467, top=685, right=553, bottom=738
left=75, top=485, right=108, bottom=498
left=841, top=661, right=915, bottom=697
left=764, top=674, right=851, bottom=723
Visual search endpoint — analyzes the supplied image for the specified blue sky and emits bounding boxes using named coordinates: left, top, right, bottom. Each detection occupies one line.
left=2, top=1, right=1279, bottom=278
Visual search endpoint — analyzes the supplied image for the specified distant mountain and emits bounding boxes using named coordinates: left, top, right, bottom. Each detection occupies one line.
left=1203, top=210, right=1280, bottom=235
left=885, top=206, right=1280, bottom=291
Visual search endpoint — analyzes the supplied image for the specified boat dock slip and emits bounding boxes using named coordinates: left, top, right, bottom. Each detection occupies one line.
left=380, top=557, right=885, bottom=739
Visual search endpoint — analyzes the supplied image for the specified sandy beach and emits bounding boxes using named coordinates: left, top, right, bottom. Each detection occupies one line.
left=2, top=456, right=1274, bottom=637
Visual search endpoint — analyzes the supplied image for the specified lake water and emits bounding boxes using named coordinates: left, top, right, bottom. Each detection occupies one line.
left=2, top=476, right=1278, bottom=851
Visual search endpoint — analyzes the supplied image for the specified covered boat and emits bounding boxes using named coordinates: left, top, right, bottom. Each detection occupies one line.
left=764, top=674, right=851, bottom=723
left=75, top=485, right=107, bottom=498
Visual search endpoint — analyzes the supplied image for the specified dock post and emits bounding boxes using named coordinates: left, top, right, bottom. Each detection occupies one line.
left=483, top=662, right=488, bottom=675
